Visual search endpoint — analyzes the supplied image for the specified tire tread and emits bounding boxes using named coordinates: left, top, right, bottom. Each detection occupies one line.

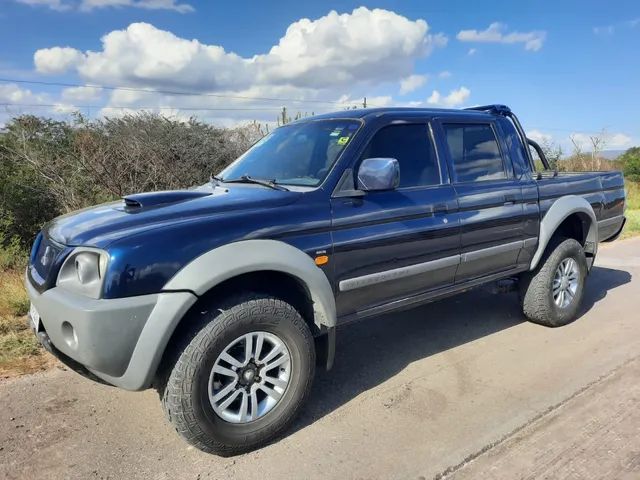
left=520, top=237, right=587, bottom=327
left=156, top=293, right=315, bottom=456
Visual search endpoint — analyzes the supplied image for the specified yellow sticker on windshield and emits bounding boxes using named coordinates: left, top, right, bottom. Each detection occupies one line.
left=337, top=136, right=350, bottom=146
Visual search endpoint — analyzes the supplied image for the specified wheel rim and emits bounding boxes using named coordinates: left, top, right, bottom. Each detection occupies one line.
left=208, top=331, right=292, bottom=424
left=552, top=257, right=579, bottom=308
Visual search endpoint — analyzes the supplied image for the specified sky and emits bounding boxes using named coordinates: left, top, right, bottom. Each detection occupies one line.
left=0, top=0, right=638, bottom=152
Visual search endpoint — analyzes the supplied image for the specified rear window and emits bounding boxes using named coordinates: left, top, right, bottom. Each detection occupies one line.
left=443, top=124, right=506, bottom=182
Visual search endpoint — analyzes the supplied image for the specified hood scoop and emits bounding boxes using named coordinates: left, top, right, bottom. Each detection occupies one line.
left=123, top=190, right=212, bottom=209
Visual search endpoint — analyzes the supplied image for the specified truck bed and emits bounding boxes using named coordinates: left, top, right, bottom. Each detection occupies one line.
left=536, top=170, right=626, bottom=241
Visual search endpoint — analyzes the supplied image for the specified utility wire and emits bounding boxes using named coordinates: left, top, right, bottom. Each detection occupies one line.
left=0, top=102, right=286, bottom=111
left=0, top=77, right=363, bottom=107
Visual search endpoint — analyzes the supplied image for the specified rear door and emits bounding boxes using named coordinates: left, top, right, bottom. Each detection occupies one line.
left=330, top=117, right=460, bottom=319
left=434, top=119, right=525, bottom=283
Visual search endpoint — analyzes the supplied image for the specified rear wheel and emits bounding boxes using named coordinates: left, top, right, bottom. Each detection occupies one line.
left=158, top=293, right=315, bottom=456
left=520, top=237, right=587, bottom=327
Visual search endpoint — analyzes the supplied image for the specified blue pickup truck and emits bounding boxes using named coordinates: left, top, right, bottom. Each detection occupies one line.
left=25, top=105, right=626, bottom=454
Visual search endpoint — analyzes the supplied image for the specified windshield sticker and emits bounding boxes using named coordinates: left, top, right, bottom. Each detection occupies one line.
left=337, top=136, right=350, bottom=146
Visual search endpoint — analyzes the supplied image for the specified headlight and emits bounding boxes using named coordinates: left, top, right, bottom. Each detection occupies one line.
left=57, top=248, right=109, bottom=299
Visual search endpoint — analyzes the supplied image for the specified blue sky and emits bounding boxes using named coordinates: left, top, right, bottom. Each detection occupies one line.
left=0, top=0, right=638, bottom=152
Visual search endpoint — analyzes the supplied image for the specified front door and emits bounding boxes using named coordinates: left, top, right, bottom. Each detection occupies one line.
left=330, top=120, right=460, bottom=319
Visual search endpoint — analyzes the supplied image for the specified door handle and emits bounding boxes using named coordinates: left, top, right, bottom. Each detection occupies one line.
left=426, top=204, right=449, bottom=214
left=503, top=194, right=517, bottom=205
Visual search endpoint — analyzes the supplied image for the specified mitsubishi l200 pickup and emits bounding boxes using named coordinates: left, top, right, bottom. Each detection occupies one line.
left=25, top=105, right=626, bottom=455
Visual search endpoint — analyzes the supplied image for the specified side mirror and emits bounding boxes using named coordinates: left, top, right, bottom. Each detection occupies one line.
left=357, top=158, right=400, bottom=191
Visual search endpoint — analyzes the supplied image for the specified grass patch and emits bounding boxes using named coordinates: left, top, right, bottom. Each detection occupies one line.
left=0, top=263, right=50, bottom=378
left=620, top=181, right=640, bottom=239
left=0, top=269, right=30, bottom=317
left=621, top=209, right=640, bottom=239
left=625, top=181, right=640, bottom=210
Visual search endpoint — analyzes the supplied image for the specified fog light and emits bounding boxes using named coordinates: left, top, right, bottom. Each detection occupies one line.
left=61, top=321, right=78, bottom=349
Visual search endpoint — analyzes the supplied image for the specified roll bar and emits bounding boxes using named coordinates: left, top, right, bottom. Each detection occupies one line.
left=465, top=104, right=551, bottom=172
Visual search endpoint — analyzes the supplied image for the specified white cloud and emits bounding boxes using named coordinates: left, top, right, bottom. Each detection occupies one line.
left=34, top=8, right=447, bottom=95
left=364, top=95, right=393, bottom=107
left=26, top=8, right=454, bottom=123
left=0, top=84, right=89, bottom=118
left=79, top=0, right=194, bottom=13
left=528, top=129, right=553, bottom=144
left=569, top=131, right=632, bottom=150
left=467, top=48, right=477, bottom=56
left=427, top=86, right=470, bottom=107
left=61, top=86, right=102, bottom=102
left=399, top=74, right=428, bottom=95
left=15, top=0, right=70, bottom=10
left=457, top=22, right=546, bottom=51
left=252, top=8, right=447, bottom=89
left=608, top=133, right=632, bottom=148
left=438, top=70, right=451, bottom=79
left=0, top=83, right=49, bottom=104
left=34, top=46, right=85, bottom=74
left=0, top=84, right=65, bottom=123
left=569, top=133, right=593, bottom=150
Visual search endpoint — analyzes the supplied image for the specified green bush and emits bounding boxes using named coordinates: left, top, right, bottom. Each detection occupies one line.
left=620, top=147, right=640, bottom=182
left=0, top=113, right=264, bottom=248
left=0, top=235, right=28, bottom=271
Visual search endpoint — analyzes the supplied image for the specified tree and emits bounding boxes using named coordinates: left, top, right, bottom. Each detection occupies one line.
left=620, top=146, right=640, bottom=181
left=540, top=139, right=563, bottom=170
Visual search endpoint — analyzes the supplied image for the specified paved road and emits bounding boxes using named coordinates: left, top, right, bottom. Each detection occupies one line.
left=1, top=238, right=639, bottom=480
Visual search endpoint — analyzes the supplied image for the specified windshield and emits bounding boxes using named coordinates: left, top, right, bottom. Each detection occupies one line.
left=220, top=119, right=361, bottom=187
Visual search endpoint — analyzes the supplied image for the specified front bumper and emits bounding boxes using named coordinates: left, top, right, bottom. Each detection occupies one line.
left=25, top=276, right=197, bottom=390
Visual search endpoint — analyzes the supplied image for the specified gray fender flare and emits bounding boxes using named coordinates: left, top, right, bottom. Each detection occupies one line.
left=163, top=239, right=337, bottom=329
left=530, top=195, right=598, bottom=270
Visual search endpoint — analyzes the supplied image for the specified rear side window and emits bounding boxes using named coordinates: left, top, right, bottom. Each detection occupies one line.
left=443, top=124, right=506, bottom=182
left=359, top=124, right=440, bottom=188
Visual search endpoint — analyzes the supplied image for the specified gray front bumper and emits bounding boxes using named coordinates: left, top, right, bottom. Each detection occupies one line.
left=25, top=277, right=197, bottom=390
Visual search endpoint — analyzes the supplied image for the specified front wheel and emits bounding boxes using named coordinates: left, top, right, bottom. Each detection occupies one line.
left=520, top=237, right=588, bottom=327
left=158, top=293, right=315, bottom=456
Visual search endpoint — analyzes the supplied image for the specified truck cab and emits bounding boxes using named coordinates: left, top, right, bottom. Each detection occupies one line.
left=26, top=105, right=626, bottom=455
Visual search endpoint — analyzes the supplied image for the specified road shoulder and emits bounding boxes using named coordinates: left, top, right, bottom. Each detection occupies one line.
left=445, top=356, right=640, bottom=479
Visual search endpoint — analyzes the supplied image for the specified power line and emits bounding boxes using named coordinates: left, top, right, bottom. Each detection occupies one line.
left=0, top=77, right=363, bottom=107
left=0, top=102, right=284, bottom=111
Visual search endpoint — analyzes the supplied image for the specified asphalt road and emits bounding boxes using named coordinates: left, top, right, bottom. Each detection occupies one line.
left=1, top=238, right=639, bottom=480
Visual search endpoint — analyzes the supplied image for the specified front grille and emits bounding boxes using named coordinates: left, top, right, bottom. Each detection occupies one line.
left=31, top=234, right=65, bottom=285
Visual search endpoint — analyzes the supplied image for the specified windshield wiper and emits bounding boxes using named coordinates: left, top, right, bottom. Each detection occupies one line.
left=224, top=175, right=290, bottom=191
left=210, top=174, right=224, bottom=188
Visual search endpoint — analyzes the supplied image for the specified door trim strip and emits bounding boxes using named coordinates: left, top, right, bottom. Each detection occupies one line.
left=461, top=240, right=524, bottom=263
left=338, top=240, right=527, bottom=292
left=338, top=254, right=461, bottom=292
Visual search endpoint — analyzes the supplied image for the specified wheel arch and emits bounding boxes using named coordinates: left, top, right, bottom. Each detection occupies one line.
left=163, top=239, right=336, bottom=330
left=531, top=195, right=598, bottom=271
left=159, top=240, right=337, bottom=372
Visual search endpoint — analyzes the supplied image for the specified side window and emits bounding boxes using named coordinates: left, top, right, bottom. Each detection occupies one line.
left=360, top=124, right=440, bottom=188
left=443, top=124, right=506, bottom=182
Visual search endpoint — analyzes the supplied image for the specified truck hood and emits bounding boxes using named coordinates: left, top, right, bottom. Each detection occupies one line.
left=46, top=184, right=302, bottom=247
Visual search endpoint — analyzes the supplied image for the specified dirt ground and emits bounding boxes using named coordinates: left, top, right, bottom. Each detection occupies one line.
left=1, top=238, right=639, bottom=480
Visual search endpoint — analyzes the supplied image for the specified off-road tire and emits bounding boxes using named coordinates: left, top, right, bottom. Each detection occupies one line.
left=157, top=293, right=315, bottom=456
left=519, top=237, right=587, bottom=327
